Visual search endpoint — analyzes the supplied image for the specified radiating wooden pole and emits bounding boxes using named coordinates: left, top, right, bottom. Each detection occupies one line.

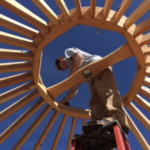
left=0, top=82, right=36, bottom=104
left=0, top=99, right=46, bottom=144
left=1, top=90, right=40, bottom=121
left=51, top=114, right=68, bottom=150
left=125, top=111, right=150, bottom=150
left=33, top=111, right=60, bottom=150
left=144, top=77, right=150, bottom=87
left=139, top=86, right=150, bottom=99
left=75, top=0, right=82, bottom=17
left=0, top=72, right=33, bottom=88
left=90, top=0, right=96, bottom=18
left=13, top=105, right=52, bottom=150
left=140, top=33, right=150, bottom=46
left=67, top=117, right=77, bottom=150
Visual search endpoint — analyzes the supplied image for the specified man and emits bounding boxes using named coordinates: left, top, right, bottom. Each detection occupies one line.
left=55, top=47, right=129, bottom=134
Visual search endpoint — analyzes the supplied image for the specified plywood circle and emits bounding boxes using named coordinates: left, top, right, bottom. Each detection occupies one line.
left=0, top=0, right=150, bottom=150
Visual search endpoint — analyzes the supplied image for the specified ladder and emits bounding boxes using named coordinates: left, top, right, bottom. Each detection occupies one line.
left=71, top=120, right=131, bottom=150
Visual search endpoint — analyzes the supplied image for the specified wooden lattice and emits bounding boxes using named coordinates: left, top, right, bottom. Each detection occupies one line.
left=0, top=0, right=150, bottom=150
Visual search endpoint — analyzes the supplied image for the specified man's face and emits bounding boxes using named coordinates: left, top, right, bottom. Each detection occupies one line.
left=59, top=58, right=68, bottom=71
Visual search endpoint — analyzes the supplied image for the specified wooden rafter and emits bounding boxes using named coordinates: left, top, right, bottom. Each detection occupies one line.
left=0, top=81, right=36, bottom=104
left=75, top=0, right=82, bottom=17
left=51, top=114, right=68, bottom=150
left=0, top=49, right=33, bottom=61
left=0, top=72, right=33, bottom=88
left=127, top=102, right=150, bottom=130
left=0, top=62, right=32, bottom=73
left=13, top=105, right=52, bottom=150
left=142, top=45, right=150, bottom=55
left=140, top=33, right=150, bottom=46
left=134, top=17, right=150, bottom=37
left=1, top=90, right=40, bottom=121
left=125, top=111, right=150, bottom=150
left=0, top=99, right=46, bottom=144
left=0, top=14, right=42, bottom=40
left=55, top=0, right=70, bottom=21
left=32, top=0, right=59, bottom=26
left=125, top=0, right=150, bottom=29
left=144, top=77, right=150, bottom=87
left=67, top=117, right=77, bottom=150
left=1, top=0, right=49, bottom=32
left=103, top=0, right=114, bottom=19
left=139, top=86, right=150, bottom=99
left=0, top=31, right=37, bottom=51
left=134, top=95, right=150, bottom=112
left=33, top=111, right=60, bottom=150
left=115, top=0, right=133, bottom=23
left=90, top=0, right=96, bottom=18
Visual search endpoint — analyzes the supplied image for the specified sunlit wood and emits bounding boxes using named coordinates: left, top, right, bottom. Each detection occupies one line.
left=134, top=17, right=150, bottom=37
left=0, top=82, right=36, bottom=104
left=0, top=62, right=32, bottom=73
left=125, top=0, right=150, bottom=29
left=0, top=72, right=33, bottom=88
left=146, top=56, right=150, bottom=65
left=75, top=0, right=82, bottom=17
left=33, top=111, right=60, bottom=150
left=51, top=114, right=68, bottom=150
left=1, top=90, right=40, bottom=121
left=134, top=95, right=150, bottom=112
left=144, top=77, right=150, bottom=87
left=103, top=0, right=114, bottom=19
left=67, top=117, right=77, bottom=150
left=0, top=14, right=42, bottom=39
left=127, top=102, right=150, bottom=130
left=140, top=33, right=150, bottom=46
left=13, top=105, right=52, bottom=150
left=32, top=0, right=59, bottom=26
left=125, top=111, right=150, bottom=150
left=142, top=45, right=150, bottom=55
left=115, top=0, right=133, bottom=23
left=90, top=0, right=96, bottom=18
left=139, top=86, right=150, bottom=99
left=1, top=0, right=49, bottom=32
left=48, top=43, right=133, bottom=98
left=0, top=99, right=46, bottom=144
left=0, top=49, right=33, bottom=61
left=55, top=0, right=70, bottom=21
left=0, top=31, right=37, bottom=51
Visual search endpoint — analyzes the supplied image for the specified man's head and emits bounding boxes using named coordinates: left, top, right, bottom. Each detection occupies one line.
left=55, top=57, right=69, bottom=71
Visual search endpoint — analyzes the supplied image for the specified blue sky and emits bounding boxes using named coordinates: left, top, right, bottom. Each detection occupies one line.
left=0, top=0, right=150, bottom=150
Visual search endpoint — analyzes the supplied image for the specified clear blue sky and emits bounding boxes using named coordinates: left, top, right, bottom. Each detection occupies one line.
left=0, top=0, right=149, bottom=150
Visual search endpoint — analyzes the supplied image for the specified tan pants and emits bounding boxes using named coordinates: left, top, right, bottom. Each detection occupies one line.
left=89, top=67, right=129, bottom=129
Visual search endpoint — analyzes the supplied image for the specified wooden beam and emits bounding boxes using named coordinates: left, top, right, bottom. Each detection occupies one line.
left=115, top=0, right=133, bottom=23
left=146, top=66, right=150, bottom=76
left=0, top=62, right=32, bottom=73
left=0, top=31, right=37, bottom=51
left=103, top=0, right=114, bottom=19
left=125, top=0, right=150, bottom=29
left=67, top=117, right=77, bottom=150
left=145, top=56, right=150, bottom=65
left=32, top=0, right=59, bottom=26
left=0, top=82, right=36, bottom=104
left=90, top=0, right=96, bottom=18
left=140, top=33, right=150, bottom=46
left=125, top=111, right=150, bottom=150
left=144, top=77, right=150, bottom=87
left=0, top=14, right=42, bottom=40
left=33, top=111, right=60, bottom=150
left=13, top=105, right=52, bottom=150
left=1, top=90, right=40, bottom=121
left=142, top=45, right=150, bottom=55
left=51, top=114, right=68, bottom=150
left=1, top=0, right=49, bottom=32
left=55, top=0, right=70, bottom=21
left=0, top=72, right=33, bottom=88
left=127, top=102, right=150, bottom=130
left=0, top=49, right=33, bottom=61
left=47, top=43, right=133, bottom=98
left=74, top=0, right=82, bottom=17
left=134, top=17, right=150, bottom=37
left=134, top=95, right=150, bottom=112
left=33, top=49, right=43, bottom=84
left=0, top=99, right=46, bottom=144
left=139, top=86, right=150, bottom=99
left=37, top=83, right=59, bottom=109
